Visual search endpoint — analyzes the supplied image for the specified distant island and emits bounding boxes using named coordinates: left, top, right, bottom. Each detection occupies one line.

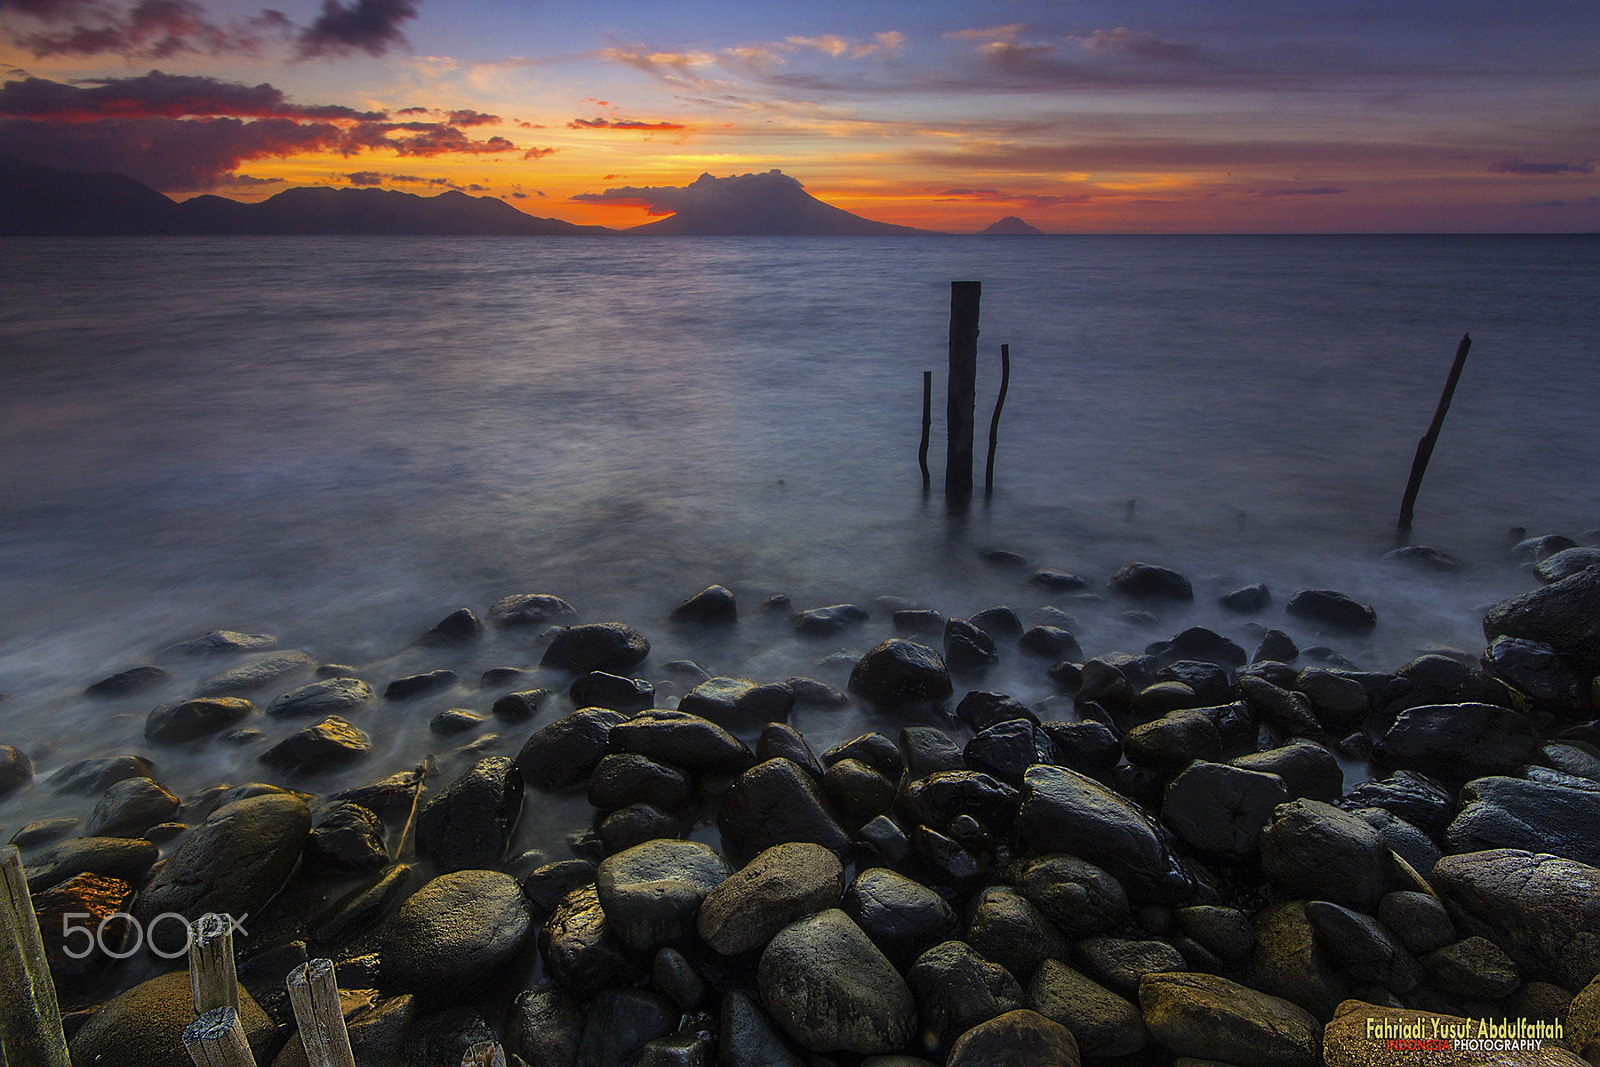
left=0, top=157, right=1001, bottom=237
left=980, top=216, right=1045, bottom=235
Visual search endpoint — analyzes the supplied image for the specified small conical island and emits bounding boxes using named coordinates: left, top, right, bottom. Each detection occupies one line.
left=979, top=216, right=1045, bottom=235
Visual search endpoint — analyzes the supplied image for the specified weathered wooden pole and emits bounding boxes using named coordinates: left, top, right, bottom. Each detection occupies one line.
left=182, top=1006, right=258, bottom=1067
left=1, top=845, right=72, bottom=1067
left=190, top=912, right=241, bottom=1016
left=1397, top=333, right=1472, bottom=538
left=918, top=370, right=933, bottom=490
left=985, top=343, right=1011, bottom=494
left=945, top=281, right=981, bottom=504
left=286, top=958, right=357, bottom=1067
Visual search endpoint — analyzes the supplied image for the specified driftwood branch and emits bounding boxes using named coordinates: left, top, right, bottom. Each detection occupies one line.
left=1397, top=333, right=1471, bottom=537
left=918, top=370, right=932, bottom=490
left=985, top=343, right=1011, bottom=494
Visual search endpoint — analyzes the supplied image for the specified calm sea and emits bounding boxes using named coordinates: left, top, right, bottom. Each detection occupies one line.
left=1, top=234, right=1597, bottom=838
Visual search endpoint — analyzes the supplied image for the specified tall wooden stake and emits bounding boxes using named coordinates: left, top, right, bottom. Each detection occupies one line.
left=286, top=958, right=357, bottom=1067
left=985, top=343, right=1011, bottom=494
left=1397, top=333, right=1472, bottom=538
left=945, top=281, right=981, bottom=505
left=918, top=370, right=932, bottom=490
left=190, top=912, right=241, bottom=1016
left=183, top=1007, right=258, bottom=1067
left=1, top=845, right=71, bottom=1067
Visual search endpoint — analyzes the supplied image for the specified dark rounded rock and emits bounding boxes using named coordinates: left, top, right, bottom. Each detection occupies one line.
left=488, top=592, right=577, bottom=628
left=599, top=804, right=680, bottom=855
left=197, top=650, right=316, bottom=697
left=822, top=758, right=897, bottom=827
left=0, top=743, right=32, bottom=795
left=1174, top=905, right=1255, bottom=961
left=416, top=756, right=522, bottom=872
left=1535, top=545, right=1600, bottom=583
left=1434, top=849, right=1600, bottom=991
left=944, top=618, right=998, bottom=674
left=160, top=629, right=278, bottom=658
left=575, top=988, right=680, bottom=1067
left=1109, top=562, right=1193, bottom=601
left=519, top=859, right=596, bottom=913
left=540, top=882, right=644, bottom=996
left=955, top=691, right=1038, bottom=732
left=1030, top=569, right=1091, bottom=592
left=9, top=817, right=76, bottom=847
left=588, top=752, right=692, bottom=812
left=670, top=584, right=738, bottom=626
left=22, top=836, right=159, bottom=894
left=50, top=754, right=156, bottom=795
left=506, top=989, right=585, bottom=1067
left=145, top=696, right=255, bottom=741
left=384, top=669, right=457, bottom=701
left=1384, top=544, right=1466, bottom=572
left=1446, top=775, right=1600, bottom=864
left=757, top=909, right=916, bottom=1054
left=1237, top=674, right=1322, bottom=738
left=427, top=708, right=485, bottom=735
left=569, top=671, right=655, bottom=713
left=793, top=603, right=870, bottom=636
left=1161, top=761, right=1287, bottom=857
left=1352, top=806, right=1441, bottom=878
left=131, top=793, right=310, bottom=953
left=382, top=869, right=532, bottom=1000
left=259, top=714, right=370, bottom=775
left=1242, top=900, right=1354, bottom=1024
left=969, top=606, right=1024, bottom=642
left=84, top=776, right=180, bottom=838
left=900, top=725, right=965, bottom=778
left=719, top=990, right=807, bottom=1067
left=1018, top=764, right=1194, bottom=904
left=678, top=676, right=794, bottom=731
left=1376, top=702, right=1540, bottom=785
left=1259, top=798, right=1387, bottom=911
left=1027, top=959, right=1147, bottom=1059
left=1379, top=890, right=1456, bottom=955
left=718, top=758, right=850, bottom=864
left=786, top=675, right=849, bottom=707
left=962, top=719, right=1055, bottom=786
left=1485, top=565, right=1600, bottom=675
left=1167, top=626, right=1247, bottom=667
left=756, top=722, right=823, bottom=777
left=516, top=707, right=629, bottom=790
left=965, top=886, right=1069, bottom=985
left=697, top=841, right=845, bottom=955
left=1285, top=588, right=1376, bottom=632
left=849, top=639, right=953, bottom=707
left=842, top=867, right=959, bottom=968
left=1019, top=626, right=1081, bottom=660
left=908, top=939, right=1025, bottom=1056
left=901, top=769, right=1020, bottom=835
left=1424, top=936, right=1521, bottom=998
left=418, top=606, right=483, bottom=646
left=479, top=666, right=525, bottom=688
left=86, top=664, right=173, bottom=698
left=68, top=970, right=276, bottom=1067
left=1139, top=972, right=1318, bottom=1067
left=946, top=1008, right=1081, bottom=1067
left=1123, top=710, right=1222, bottom=770
left=541, top=622, right=651, bottom=675
left=1338, top=769, right=1453, bottom=837
left=1220, top=583, right=1271, bottom=613
left=305, top=800, right=389, bottom=872
left=609, top=708, right=754, bottom=774
left=893, top=608, right=946, bottom=637
left=490, top=687, right=550, bottom=721
left=1253, top=628, right=1299, bottom=663
left=1305, top=900, right=1421, bottom=993
left=1039, top=720, right=1121, bottom=779
left=1485, top=635, right=1584, bottom=710
left=596, top=839, right=731, bottom=950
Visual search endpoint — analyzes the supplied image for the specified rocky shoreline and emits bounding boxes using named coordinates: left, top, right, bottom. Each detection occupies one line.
left=6, top=540, right=1600, bottom=1066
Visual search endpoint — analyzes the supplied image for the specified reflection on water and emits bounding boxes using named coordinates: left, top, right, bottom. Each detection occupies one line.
left=0, top=234, right=1596, bottom=837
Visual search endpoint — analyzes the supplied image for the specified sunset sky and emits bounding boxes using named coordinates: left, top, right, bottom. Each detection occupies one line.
left=1, top=0, right=1596, bottom=232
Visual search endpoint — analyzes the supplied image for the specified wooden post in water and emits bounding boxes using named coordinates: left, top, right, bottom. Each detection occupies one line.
left=945, top=281, right=981, bottom=504
left=1397, top=333, right=1472, bottom=539
left=286, top=958, right=357, bottom=1067
left=985, top=343, right=1011, bottom=494
left=919, top=370, right=933, bottom=490
left=1, top=845, right=72, bottom=1067
left=183, top=1007, right=259, bottom=1067
left=190, top=912, right=241, bottom=1016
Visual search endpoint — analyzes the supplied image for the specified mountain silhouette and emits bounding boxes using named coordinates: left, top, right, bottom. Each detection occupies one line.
left=610, top=171, right=932, bottom=235
left=979, top=216, right=1045, bottom=235
left=0, top=156, right=608, bottom=236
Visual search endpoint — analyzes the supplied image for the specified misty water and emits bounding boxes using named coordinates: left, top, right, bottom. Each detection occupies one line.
left=1, top=233, right=1598, bottom=848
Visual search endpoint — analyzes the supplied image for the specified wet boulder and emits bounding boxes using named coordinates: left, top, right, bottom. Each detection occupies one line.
left=596, top=839, right=731, bottom=950
left=0, top=743, right=31, bottom=795
left=841, top=867, right=960, bottom=968
left=901, top=769, right=1020, bottom=835
left=1446, top=776, right=1600, bottom=866
left=1109, top=562, right=1193, bottom=601
left=1304, top=901, right=1421, bottom=993
left=381, top=869, right=532, bottom=1001
left=677, top=677, right=794, bottom=731
left=1018, top=765, right=1194, bottom=905
left=697, top=841, right=845, bottom=955
left=1027, top=959, right=1148, bottom=1059
left=756, top=909, right=916, bottom=1054
left=1161, top=761, right=1288, bottom=857
left=488, top=592, right=577, bottom=628
left=587, top=753, right=692, bottom=812
left=964, top=886, right=1069, bottom=985
left=1139, top=971, right=1319, bottom=1067
left=1535, top=546, right=1600, bottom=583
left=1485, top=635, right=1585, bottom=711
left=848, top=639, right=953, bottom=708
left=607, top=708, right=754, bottom=775
left=417, top=607, right=483, bottom=646
left=963, top=719, right=1056, bottom=785
left=50, top=755, right=156, bottom=794
left=569, top=671, right=655, bottom=713
left=131, top=793, right=310, bottom=954
left=908, top=939, right=1025, bottom=1056
left=717, top=757, right=850, bottom=865
left=68, top=971, right=277, bottom=1067
left=793, top=603, right=870, bottom=636
left=540, top=883, right=644, bottom=997
left=384, top=669, right=457, bottom=701
left=304, top=801, right=389, bottom=872
left=258, top=715, right=370, bottom=775
left=516, top=707, right=629, bottom=790
left=1484, top=566, right=1600, bottom=674
left=1285, top=588, right=1375, bottom=633
left=669, top=583, right=738, bottom=626
left=83, top=776, right=180, bottom=838
left=1338, top=769, right=1454, bottom=838
left=1259, top=798, right=1387, bottom=912
left=86, top=664, right=173, bottom=698
left=196, top=650, right=316, bottom=697
left=1123, top=710, right=1222, bottom=771
left=1220, top=583, right=1271, bottom=613
left=944, top=618, right=999, bottom=674
left=1012, top=854, right=1129, bottom=941
left=945, top=1009, right=1081, bottom=1067
left=145, top=696, right=255, bottom=742
left=540, top=622, right=650, bottom=675
left=23, top=836, right=159, bottom=894
left=416, top=756, right=523, bottom=872
left=1376, top=702, right=1540, bottom=785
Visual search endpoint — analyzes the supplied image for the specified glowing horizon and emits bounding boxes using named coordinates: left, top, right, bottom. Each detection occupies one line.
left=2, top=0, right=1596, bottom=233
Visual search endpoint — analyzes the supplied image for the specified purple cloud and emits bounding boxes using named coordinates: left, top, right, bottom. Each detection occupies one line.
left=296, top=0, right=418, bottom=58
